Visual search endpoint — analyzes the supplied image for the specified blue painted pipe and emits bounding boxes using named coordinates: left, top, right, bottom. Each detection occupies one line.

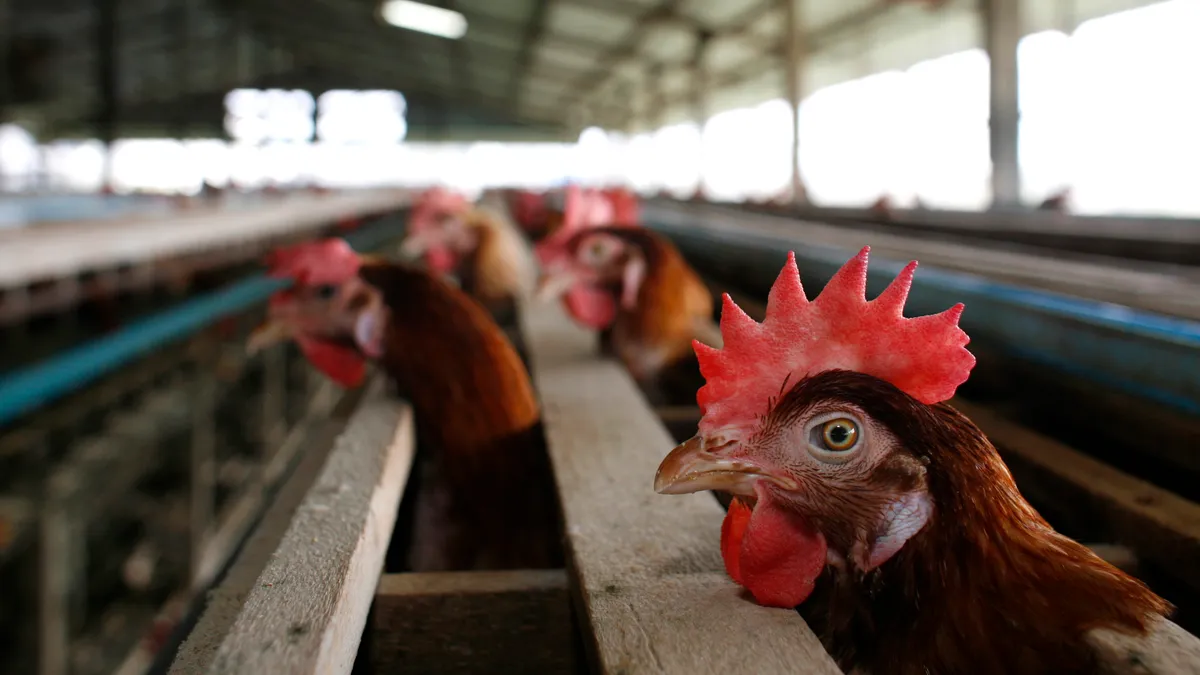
left=0, top=214, right=408, bottom=428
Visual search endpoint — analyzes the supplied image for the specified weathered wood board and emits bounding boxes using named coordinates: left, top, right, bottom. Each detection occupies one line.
left=370, top=569, right=583, bottom=674
left=170, top=378, right=415, bottom=675
left=519, top=299, right=842, bottom=675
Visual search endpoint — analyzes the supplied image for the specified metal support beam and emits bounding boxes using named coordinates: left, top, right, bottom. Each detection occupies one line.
left=561, top=0, right=683, bottom=107
left=443, top=0, right=475, bottom=103
left=96, top=0, right=118, bottom=189
left=644, top=62, right=664, bottom=130
left=689, top=28, right=712, bottom=125
left=171, top=0, right=191, bottom=138
left=781, top=0, right=804, bottom=202
left=510, top=0, right=551, bottom=108
left=982, top=0, right=1022, bottom=208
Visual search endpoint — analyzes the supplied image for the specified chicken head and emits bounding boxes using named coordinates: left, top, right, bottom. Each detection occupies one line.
left=654, top=247, right=976, bottom=609
left=406, top=187, right=472, bottom=274
left=246, top=238, right=389, bottom=388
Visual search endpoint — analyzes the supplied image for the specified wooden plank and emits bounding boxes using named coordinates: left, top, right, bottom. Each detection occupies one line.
left=0, top=189, right=410, bottom=288
left=953, top=400, right=1200, bottom=591
left=519, top=300, right=842, bottom=675
left=170, top=378, right=415, bottom=675
left=370, top=570, right=584, bottom=674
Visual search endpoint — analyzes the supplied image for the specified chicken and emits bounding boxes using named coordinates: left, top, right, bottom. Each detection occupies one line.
left=507, top=189, right=553, bottom=240
left=653, top=247, right=1171, bottom=675
left=536, top=226, right=720, bottom=405
left=1040, top=187, right=1073, bottom=213
left=401, top=188, right=536, bottom=323
left=246, top=238, right=559, bottom=571
left=533, top=185, right=631, bottom=339
left=404, top=187, right=472, bottom=274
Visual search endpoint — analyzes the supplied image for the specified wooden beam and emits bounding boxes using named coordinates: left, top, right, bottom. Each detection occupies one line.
left=370, top=570, right=584, bottom=673
left=171, top=380, right=416, bottom=675
left=518, top=299, right=843, bottom=674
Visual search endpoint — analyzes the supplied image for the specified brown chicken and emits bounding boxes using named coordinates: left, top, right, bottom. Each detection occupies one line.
left=401, top=188, right=535, bottom=323
left=654, top=247, right=1170, bottom=674
left=537, top=226, right=719, bottom=404
left=246, top=238, right=558, bottom=571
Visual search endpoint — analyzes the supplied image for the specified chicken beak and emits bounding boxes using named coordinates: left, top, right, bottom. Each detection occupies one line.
left=398, top=234, right=430, bottom=261
left=535, top=269, right=578, bottom=303
left=246, top=319, right=293, bottom=355
left=655, top=435, right=798, bottom=496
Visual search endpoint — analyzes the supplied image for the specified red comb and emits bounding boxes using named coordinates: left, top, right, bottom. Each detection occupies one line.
left=603, top=188, right=640, bottom=226
left=266, top=238, right=361, bottom=286
left=695, top=247, right=974, bottom=438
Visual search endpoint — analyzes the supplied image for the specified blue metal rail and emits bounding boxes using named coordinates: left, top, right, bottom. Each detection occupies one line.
left=0, top=219, right=405, bottom=427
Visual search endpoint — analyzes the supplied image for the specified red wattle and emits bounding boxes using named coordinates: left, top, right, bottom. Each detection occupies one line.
left=721, top=499, right=754, bottom=584
left=563, top=286, right=617, bottom=330
left=425, top=247, right=460, bottom=275
left=297, top=337, right=366, bottom=388
left=721, top=489, right=826, bottom=609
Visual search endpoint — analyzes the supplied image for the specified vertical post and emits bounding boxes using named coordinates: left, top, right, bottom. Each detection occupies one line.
left=261, top=344, right=286, bottom=461
left=644, top=62, right=663, bottom=131
left=173, top=0, right=191, bottom=138
left=689, top=29, right=712, bottom=126
left=188, top=357, right=216, bottom=589
left=235, top=8, right=254, bottom=85
left=780, top=0, right=805, bottom=203
left=39, top=469, right=73, bottom=675
left=982, top=0, right=1022, bottom=208
left=95, top=0, right=118, bottom=191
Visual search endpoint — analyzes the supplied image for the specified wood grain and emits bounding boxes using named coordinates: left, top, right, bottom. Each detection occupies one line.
left=170, top=378, right=415, bottom=675
left=519, top=299, right=842, bottom=675
left=370, top=569, right=584, bottom=674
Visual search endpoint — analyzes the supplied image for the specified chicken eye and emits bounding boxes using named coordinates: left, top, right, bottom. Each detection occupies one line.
left=805, top=414, right=863, bottom=463
left=313, top=284, right=338, bottom=300
left=821, top=419, right=859, bottom=451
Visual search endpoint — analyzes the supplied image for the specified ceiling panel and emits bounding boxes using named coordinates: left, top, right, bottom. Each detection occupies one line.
left=684, top=0, right=765, bottom=28
left=458, top=0, right=535, bottom=23
left=532, top=42, right=598, bottom=72
left=547, top=3, right=635, bottom=42
left=639, top=22, right=695, bottom=62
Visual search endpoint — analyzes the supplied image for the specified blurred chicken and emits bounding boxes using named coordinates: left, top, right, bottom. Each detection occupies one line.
left=537, top=226, right=719, bottom=404
left=246, top=238, right=558, bottom=571
left=1040, top=187, right=1073, bottom=213
left=534, top=185, right=643, bottom=353
left=654, top=247, right=1171, bottom=674
left=401, top=187, right=535, bottom=322
left=507, top=189, right=554, bottom=240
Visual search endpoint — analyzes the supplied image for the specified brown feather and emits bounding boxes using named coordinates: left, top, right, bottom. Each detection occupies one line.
left=358, top=261, right=560, bottom=571
left=567, top=227, right=714, bottom=396
left=775, top=371, right=1171, bottom=675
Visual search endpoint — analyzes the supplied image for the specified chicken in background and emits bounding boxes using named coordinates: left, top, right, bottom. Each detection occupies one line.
left=245, top=239, right=559, bottom=572
left=507, top=189, right=554, bottom=240
left=654, top=247, right=1172, bottom=674
left=537, top=225, right=720, bottom=405
left=401, top=187, right=536, bottom=322
left=1040, top=187, right=1073, bottom=213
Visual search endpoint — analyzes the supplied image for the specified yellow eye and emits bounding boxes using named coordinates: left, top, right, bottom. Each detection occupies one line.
left=821, top=418, right=859, bottom=451
left=588, top=241, right=607, bottom=260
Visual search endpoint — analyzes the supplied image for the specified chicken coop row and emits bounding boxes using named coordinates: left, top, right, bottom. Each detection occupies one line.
left=3, top=186, right=1200, bottom=674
